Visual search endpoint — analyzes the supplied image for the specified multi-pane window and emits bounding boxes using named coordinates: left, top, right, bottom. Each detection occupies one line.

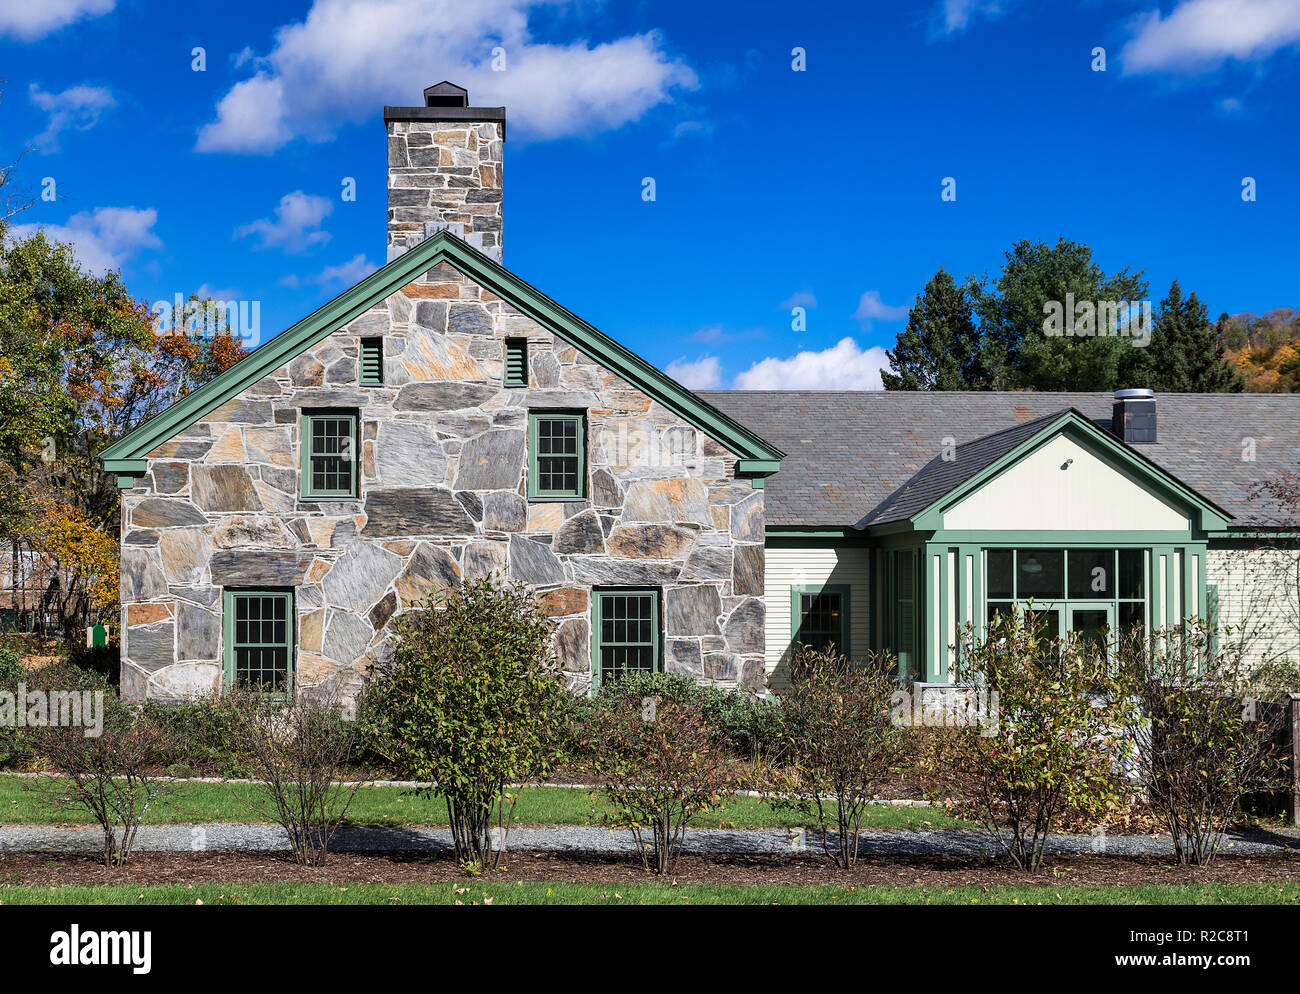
left=594, top=589, right=659, bottom=686
left=301, top=412, right=358, bottom=498
left=224, top=590, right=293, bottom=692
left=985, top=547, right=1147, bottom=641
left=793, top=585, right=850, bottom=655
left=528, top=412, right=585, bottom=498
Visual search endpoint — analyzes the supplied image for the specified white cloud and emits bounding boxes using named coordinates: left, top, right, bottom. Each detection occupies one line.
left=734, top=338, right=892, bottom=391
left=196, top=0, right=696, bottom=154
left=933, top=0, right=1008, bottom=36
left=280, top=253, right=378, bottom=289
left=195, top=283, right=242, bottom=300
left=0, top=0, right=114, bottom=41
left=665, top=354, right=722, bottom=389
left=235, top=191, right=332, bottom=253
left=28, top=83, right=115, bottom=152
left=778, top=290, right=817, bottom=310
left=1122, top=0, right=1300, bottom=73
left=852, top=290, right=909, bottom=326
left=7, top=206, right=161, bottom=275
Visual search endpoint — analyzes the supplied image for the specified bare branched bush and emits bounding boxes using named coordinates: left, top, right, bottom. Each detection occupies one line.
left=764, top=646, right=910, bottom=868
left=37, top=693, right=174, bottom=867
left=231, top=690, right=363, bottom=866
left=587, top=693, right=739, bottom=874
left=1117, top=628, right=1288, bottom=865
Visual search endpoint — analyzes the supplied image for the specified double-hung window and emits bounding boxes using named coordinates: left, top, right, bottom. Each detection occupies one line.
left=792, top=584, right=850, bottom=655
left=224, top=589, right=294, bottom=692
left=528, top=412, right=585, bottom=499
left=301, top=411, right=359, bottom=499
left=592, top=588, right=660, bottom=687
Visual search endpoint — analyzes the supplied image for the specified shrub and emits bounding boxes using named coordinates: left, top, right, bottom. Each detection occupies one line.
left=0, top=645, right=27, bottom=767
left=917, top=609, right=1137, bottom=872
left=1117, top=631, right=1288, bottom=865
left=0, top=658, right=108, bottom=770
left=231, top=690, right=363, bottom=866
left=587, top=693, right=739, bottom=874
left=765, top=647, right=910, bottom=867
left=35, top=694, right=174, bottom=866
left=361, top=577, right=568, bottom=873
left=65, top=643, right=120, bottom=685
left=142, top=696, right=253, bottom=778
left=700, top=688, right=783, bottom=760
left=0, top=643, right=23, bottom=684
left=595, top=671, right=782, bottom=759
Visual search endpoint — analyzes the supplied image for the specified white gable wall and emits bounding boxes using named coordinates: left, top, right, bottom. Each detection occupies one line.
left=942, top=434, right=1190, bottom=532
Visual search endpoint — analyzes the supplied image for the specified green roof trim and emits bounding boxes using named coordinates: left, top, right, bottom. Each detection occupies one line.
left=100, top=231, right=784, bottom=476
left=886, top=410, right=1232, bottom=536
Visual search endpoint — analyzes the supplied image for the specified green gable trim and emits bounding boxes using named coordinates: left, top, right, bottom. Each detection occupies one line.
left=101, top=231, right=783, bottom=480
left=905, top=411, right=1231, bottom=536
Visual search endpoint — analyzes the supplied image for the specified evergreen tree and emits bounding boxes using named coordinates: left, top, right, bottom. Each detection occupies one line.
left=882, top=268, right=991, bottom=390
left=1119, top=280, right=1244, bottom=392
left=980, top=238, right=1147, bottom=392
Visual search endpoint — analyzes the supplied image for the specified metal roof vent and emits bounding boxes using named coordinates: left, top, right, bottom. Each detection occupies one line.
left=1112, top=388, right=1157, bottom=444
left=424, top=81, right=469, bottom=107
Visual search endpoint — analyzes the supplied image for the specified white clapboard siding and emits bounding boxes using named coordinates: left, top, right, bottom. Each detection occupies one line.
left=764, top=544, right=872, bottom=689
left=1207, top=545, right=1300, bottom=670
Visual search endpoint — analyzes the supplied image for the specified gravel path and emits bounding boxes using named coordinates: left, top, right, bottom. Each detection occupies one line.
left=1, top=823, right=1297, bottom=858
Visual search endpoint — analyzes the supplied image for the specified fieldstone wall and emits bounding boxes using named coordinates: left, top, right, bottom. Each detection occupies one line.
left=120, top=262, right=766, bottom=701
left=387, top=118, right=502, bottom=262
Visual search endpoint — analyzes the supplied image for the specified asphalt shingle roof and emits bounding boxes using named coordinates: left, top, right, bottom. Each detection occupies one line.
left=698, top=391, right=1300, bottom=529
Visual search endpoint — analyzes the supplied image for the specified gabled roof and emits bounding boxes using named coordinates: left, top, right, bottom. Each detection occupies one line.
left=861, top=409, right=1069, bottom=525
left=858, top=408, right=1231, bottom=533
left=701, top=391, right=1300, bottom=529
left=102, top=231, right=784, bottom=475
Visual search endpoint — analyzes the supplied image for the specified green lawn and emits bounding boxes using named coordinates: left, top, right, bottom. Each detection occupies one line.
left=2, top=880, right=1298, bottom=905
left=0, top=776, right=970, bottom=831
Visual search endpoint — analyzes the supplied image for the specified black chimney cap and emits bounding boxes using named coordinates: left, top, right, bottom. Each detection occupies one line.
left=385, top=82, right=506, bottom=138
left=423, top=81, right=468, bottom=107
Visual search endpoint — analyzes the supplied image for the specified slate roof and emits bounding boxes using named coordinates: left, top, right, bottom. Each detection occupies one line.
left=698, top=392, right=1300, bottom=529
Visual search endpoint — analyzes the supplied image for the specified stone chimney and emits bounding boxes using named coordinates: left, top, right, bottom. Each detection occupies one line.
left=1112, top=388, right=1157, bottom=444
left=384, top=82, right=505, bottom=262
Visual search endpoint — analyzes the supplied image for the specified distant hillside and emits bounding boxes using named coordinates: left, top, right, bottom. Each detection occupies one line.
left=1218, top=308, right=1300, bottom=393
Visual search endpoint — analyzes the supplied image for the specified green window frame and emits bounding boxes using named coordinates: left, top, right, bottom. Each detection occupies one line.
left=592, top=588, right=660, bottom=688
left=528, top=411, right=585, bottom=499
left=223, top=589, right=294, bottom=693
left=504, top=337, right=528, bottom=387
left=360, top=337, right=384, bottom=385
left=791, top=583, right=851, bottom=656
left=300, top=411, right=359, bottom=499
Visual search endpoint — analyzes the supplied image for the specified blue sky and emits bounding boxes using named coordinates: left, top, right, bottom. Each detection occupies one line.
left=2, top=0, right=1298, bottom=389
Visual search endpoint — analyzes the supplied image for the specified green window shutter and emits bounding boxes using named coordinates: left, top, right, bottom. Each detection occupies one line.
left=504, top=337, right=528, bottom=387
left=300, top=411, right=359, bottom=498
left=895, top=551, right=914, bottom=678
left=223, top=589, right=294, bottom=693
left=528, top=412, right=585, bottom=498
left=360, top=337, right=383, bottom=385
left=592, top=588, right=660, bottom=688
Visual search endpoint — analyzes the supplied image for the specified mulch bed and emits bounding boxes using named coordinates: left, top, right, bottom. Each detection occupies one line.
left=3, top=849, right=1299, bottom=890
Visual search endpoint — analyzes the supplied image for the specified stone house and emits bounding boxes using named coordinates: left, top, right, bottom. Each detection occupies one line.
left=102, top=83, right=1300, bottom=701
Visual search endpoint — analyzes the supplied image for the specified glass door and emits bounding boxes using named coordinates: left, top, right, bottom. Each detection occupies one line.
left=1068, top=604, right=1115, bottom=662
